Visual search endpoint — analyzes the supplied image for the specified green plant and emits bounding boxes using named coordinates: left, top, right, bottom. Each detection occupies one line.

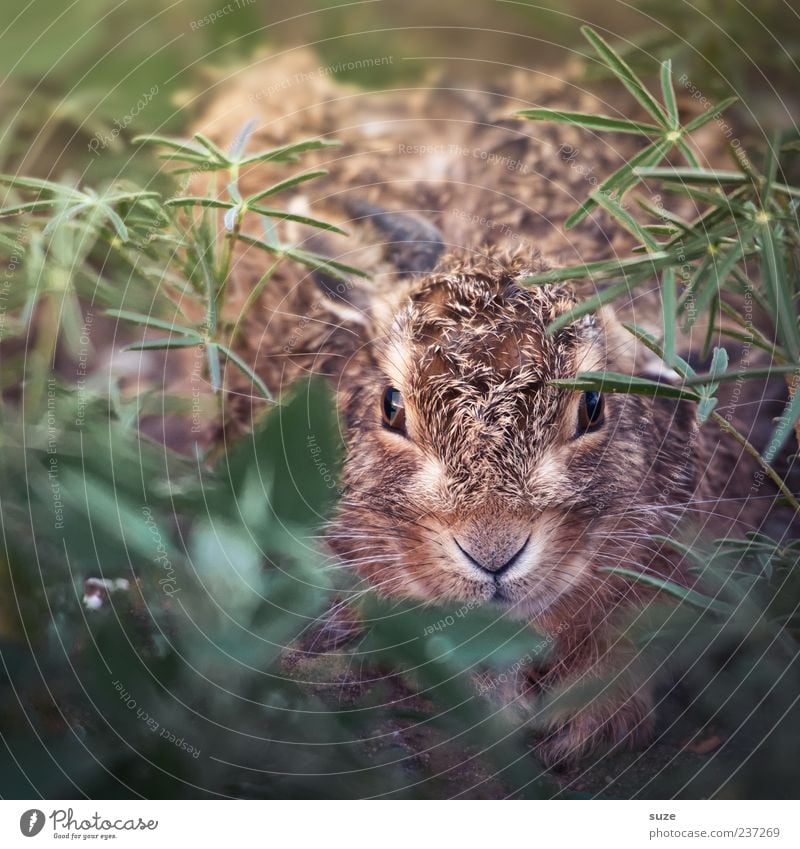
left=519, top=26, right=800, bottom=510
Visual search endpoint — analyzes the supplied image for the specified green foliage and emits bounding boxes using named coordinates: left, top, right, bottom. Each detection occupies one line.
left=520, top=26, right=800, bottom=508
left=0, top=382, right=558, bottom=798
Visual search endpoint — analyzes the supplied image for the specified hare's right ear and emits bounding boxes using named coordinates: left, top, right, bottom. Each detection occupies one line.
left=305, top=199, right=445, bottom=327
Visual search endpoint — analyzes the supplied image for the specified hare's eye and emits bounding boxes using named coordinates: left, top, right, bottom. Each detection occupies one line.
left=382, top=386, right=406, bottom=432
left=577, top=391, right=605, bottom=434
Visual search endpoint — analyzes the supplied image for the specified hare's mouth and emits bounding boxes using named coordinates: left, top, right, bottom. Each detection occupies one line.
left=491, top=580, right=563, bottom=617
left=449, top=532, right=561, bottom=611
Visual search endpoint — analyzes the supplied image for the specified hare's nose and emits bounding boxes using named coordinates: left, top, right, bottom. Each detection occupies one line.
left=453, top=531, right=530, bottom=576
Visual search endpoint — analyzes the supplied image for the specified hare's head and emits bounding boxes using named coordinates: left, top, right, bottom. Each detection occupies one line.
left=329, top=251, right=696, bottom=618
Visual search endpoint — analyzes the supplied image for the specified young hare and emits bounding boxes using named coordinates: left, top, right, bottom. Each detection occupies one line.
left=192, top=53, right=773, bottom=764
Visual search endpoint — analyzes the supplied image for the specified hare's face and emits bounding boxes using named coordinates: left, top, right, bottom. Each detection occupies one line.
left=330, top=262, right=689, bottom=618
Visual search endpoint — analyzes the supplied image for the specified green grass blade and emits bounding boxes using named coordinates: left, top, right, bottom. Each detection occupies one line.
left=764, top=386, right=800, bottom=463
left=682, top=365, right=800, bottom=386
left=599, top=566, right=733, bottom=614
left=566, top=138, right=671, bottom=229
left=164, top=197, right=234, bottom=210
left=132, top=134, right=208, bottom=156
left=106, top=309, right=198, bottom=336
left=759, top=223, right=800, bottom=361
left=700, top=294, right=720, bottom=362
left=0, top=200, right=61, bottom=216
left=660, top=268, right=676, bottom=366
left=659, top=59, right=679, bottom=128
left=235, top=233, right=369, bottom=282
left=531, top=280, right=629, bottom=331
left=206, top=342, right=222, bottom=393
left=101, top=204, right=130, bottom=242
left=634, top=167, right=751, bottom=185
left=592, top=190, right=661, bottom=250
left=0, top=173, right=82, bottom=195
left=249, top=205, right=347, bottom=235
left=246, top=170, right=329, bottom=204
left=550, top=371, right=700, bottom=401
left=523, top=239, right=710, bottom=288
left=683, top=240, right=748, bottom=331
left=516, top=108, right=662, bottom=135
left=761, top=132, right=780, bottom=205
left=622, top=321, right=696, bottom=377
left=193, top=133, right=231, bottom=165
left=676, top=139, right=702, bottom=169
left=581, top=26, right=669, bottom=126
left=282, top=247, right=370, bottom=281
left=240, top=138, right=340, bottom=166
left=683, top=96, right=739, bottom=133
left=125, top=337, right=203, bottom=351
left=635, top=197, right=694, bottom=234
left=218, top=344, right=274, bottom=401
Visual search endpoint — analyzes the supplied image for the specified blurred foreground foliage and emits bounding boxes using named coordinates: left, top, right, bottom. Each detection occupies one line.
left=2, top=378, right=799, bottom=798
left=0, top=380, right=555, bottom=798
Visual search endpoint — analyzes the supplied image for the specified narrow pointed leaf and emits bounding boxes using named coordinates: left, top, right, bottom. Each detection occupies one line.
left=247, top=170, right=328, bottom=204
left=516, top=108, right=661, bottom=135
left=235, top=233, right=369, bottom=281
left=125, top=336, right=203, bottom=351
left=133, top=134, right=209, bottom=156
left=682, top=365, right=800, bottom=386
left=599, top=566, right=733, bottom=613
left=659, top=59, right=679, bottom=128
left=550, top=371, right=700, bottom=401
left=759, top=224, right=800, bottom=361
left=660, top=268, right=676, bottom=366
left=106, top=309, right=198, bottom=336
left=634, top=166, right=751, bottom=185
left=592, top=190, right=661, bottom=250
left=228, top=119, right=258, bottom=161
left=194, top=133, right=230, bottom=164
left=0, top=174, right=82, bottom=195
left=218, top=344, right=273, bottom=401
left=523, top=240, right=710, bottom=288
left=240, top=138, right=340, bottom=167
left=206, top=343, right=222, bottom=393
left=683, top=97, right=739, bottom=133
left=0, top=200, right=62, bottom=216
left=676, top=139, right=702, bottom=169
left=249, top=205, right=347, bottom=235
left=164, top=197, right=234, bottom=210
left=622, top=321, right=696, bottom=377
left=541, top=280, right=634, bottom=333
left=101, top=205, right=130, bottom=241
left=581, top=26, right=669, bottom=126
left=764, top=384, right=800, bottom=463
left=566, top=138, right=671, bottom=228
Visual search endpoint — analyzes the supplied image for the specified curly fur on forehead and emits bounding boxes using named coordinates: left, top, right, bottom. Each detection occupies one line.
left=382, top=251, right=598, bottom=474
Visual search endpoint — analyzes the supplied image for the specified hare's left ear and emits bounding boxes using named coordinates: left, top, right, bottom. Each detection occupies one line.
left=305, top=199, right=445, bottom=327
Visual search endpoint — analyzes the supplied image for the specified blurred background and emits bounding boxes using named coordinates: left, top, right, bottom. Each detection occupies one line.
left=2, top=0, right=799, bottom=182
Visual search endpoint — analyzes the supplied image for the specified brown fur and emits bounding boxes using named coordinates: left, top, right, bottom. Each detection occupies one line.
left=190, top=52, right=770, bottom=765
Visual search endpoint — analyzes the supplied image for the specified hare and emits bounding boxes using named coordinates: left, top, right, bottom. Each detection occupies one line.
left=188, top=51, right=775, bottom=765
